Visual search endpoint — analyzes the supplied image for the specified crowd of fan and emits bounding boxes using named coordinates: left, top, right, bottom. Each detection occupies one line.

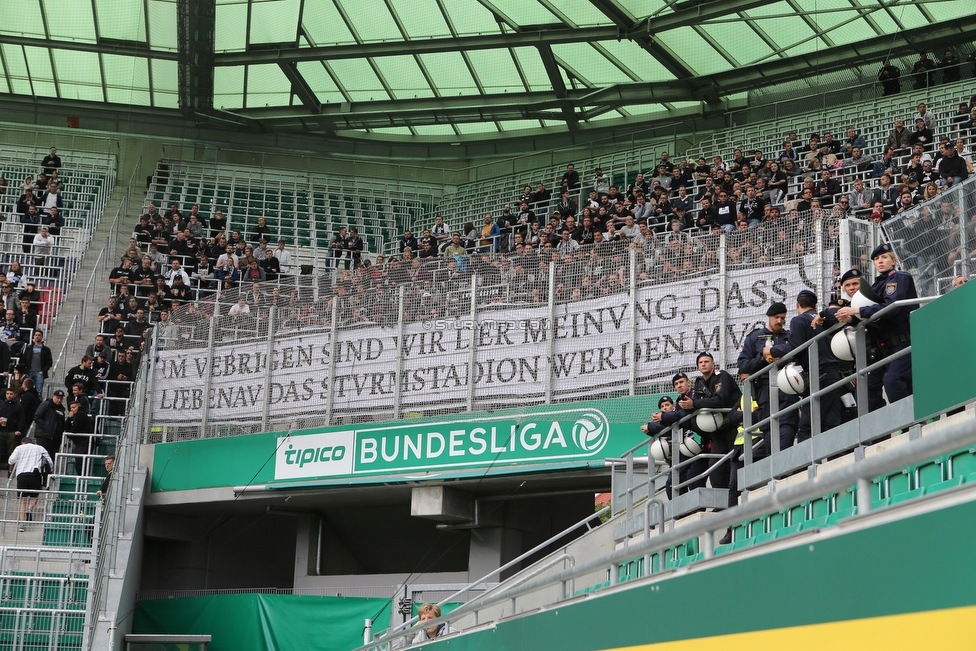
left=103, top=93, right=976, bottom=336
left=0, top=148, right=103, bottom=488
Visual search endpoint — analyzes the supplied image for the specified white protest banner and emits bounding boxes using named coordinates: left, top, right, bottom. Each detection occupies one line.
left=152, top=255, right=823, bottom=425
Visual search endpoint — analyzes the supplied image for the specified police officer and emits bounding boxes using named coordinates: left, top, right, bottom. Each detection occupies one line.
left=678, top=352, right=741, bottom=490
left=818, top=269, right=882, bottom=415
left=836, top=243, right=917, bottom=404
left=737, top=302, right=799, bottom=454
left=769, top=290, right=844, bottom=444
left=642, top=374, right=703, bottom=498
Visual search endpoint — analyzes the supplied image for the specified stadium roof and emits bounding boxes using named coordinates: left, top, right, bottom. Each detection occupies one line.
left=1, top=0, right=974, bottom=144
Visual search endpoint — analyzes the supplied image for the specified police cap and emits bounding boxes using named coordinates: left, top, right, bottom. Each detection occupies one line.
left=870, top=242, right=894, bottom=260
left=766, top=302, right=787, bottom=316
left=671, top=372, right=688, bottom=384
left=696, top=351, right=713, bottom=363
left=797, top=289, right=817, bottom=303
left=658, top=395, right=674, bottom=408
left=840, top=268, right=861, bottom=283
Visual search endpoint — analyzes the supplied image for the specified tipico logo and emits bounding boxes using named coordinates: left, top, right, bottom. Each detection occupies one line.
left=572, top=410, right=611, bottom=453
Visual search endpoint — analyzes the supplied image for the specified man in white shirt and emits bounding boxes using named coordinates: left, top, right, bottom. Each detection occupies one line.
left=273, top=240, right=292, bottom=274
left=8, top=437, right=53, bottom=531
left=227, top=297, right=250, bottom=317
left=32, top=226, right=55, bottom=267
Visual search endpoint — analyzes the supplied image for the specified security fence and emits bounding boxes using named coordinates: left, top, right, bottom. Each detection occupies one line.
left=145, top=211, right=849, bottom=441
left=880, top=177, right=976, bottom=296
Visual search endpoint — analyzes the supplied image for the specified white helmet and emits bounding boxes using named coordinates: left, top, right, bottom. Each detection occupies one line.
left=649, top=438, right=671, bottom=464
left=831, top=328, right=857, bottom=361
left=695, top=411, right=724, bottom=433
left=680, top=434, right=703, bottom=458
left=778, top=364, right=805, bottom=395
left=850, top=284, right=882, bottom=310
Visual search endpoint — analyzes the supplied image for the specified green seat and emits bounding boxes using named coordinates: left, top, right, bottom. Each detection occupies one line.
left=799, top=515, right=829, bottom=531
left=774, top=523, right=802, bottom=538
left=826, top=507, right=857, bottom=526
left=713, top=543, right=734, bottom=556
left=923, top=476, right=965, bottom=495
left=884, top=469, right=912, bottom=500
left=749, top=531, right=776, bottom=545
left=948, top=448, right=976, bottom=480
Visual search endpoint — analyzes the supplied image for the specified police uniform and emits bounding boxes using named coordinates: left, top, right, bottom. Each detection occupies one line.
left=646, top=382, right=704, bottom=498
left=737, top=303, right=799, bottom=454
left=688, top=354, right=742, bottom=490
left=820, top=269, right=881, bottom=417
left=770, top=291, right=844, bottom=445
left=858, top=243, right=918, bottom=404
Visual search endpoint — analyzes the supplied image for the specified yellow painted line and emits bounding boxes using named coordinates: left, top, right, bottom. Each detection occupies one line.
left=609, top=604, right=976, bottom=651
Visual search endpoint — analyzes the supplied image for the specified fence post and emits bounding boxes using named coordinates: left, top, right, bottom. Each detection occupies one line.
left=393, top=285, right=406, bottom=419
left=718, top=233, right=728, bottom=368
left=325, top=300, right=340, bottom=427
left=628, top=247, right=638, bottom=396
left=261, top=306, right=277, bottom=431
left=544, top=261, right=556, bottom=405
left=466, top=273, right=478, bottom=412
left=198, top=316, right=217, bottom=438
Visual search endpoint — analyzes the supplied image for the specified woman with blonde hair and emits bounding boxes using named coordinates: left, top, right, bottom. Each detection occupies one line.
left=922, top=183, right=940, bottom=202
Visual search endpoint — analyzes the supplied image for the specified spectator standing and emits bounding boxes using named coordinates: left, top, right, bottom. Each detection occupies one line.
left=0, top=388, right=25, bottom=470
left=7, top=437, right=53, bottom=531
left=32, top=389, right=65, bottom=462
left=19, top=330, right=52, bottom=395
left=41, top=147, right=61, bottom=176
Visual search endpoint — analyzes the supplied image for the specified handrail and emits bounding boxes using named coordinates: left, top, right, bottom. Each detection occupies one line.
left=386, top=505, right=609, bottom=636
left=738, top=295, right=938, bottom=456
left=46, top=314, right=76, bottom=399
left=357, top=411, right=976, bottom=651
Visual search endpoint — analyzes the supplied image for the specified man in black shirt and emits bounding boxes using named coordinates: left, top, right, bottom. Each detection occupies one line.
left=41, top=148, right=61, bottom=176
left=677, top=352, right=742, bottom=490
left=560, top=164, right=580, bottom=192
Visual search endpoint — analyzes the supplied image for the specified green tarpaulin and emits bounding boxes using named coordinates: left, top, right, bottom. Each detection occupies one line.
left=134, top=593, right=392, bottom=651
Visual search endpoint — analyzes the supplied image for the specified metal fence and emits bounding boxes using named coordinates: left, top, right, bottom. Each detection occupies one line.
left=880, top=177, right=976, bottom=295
left=143, top=211, right=844, bottom=441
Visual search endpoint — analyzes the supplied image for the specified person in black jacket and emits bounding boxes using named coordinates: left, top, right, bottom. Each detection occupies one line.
left=18, top=330, right=53, bottom=396
left=33, top=390, right=65, bottom=461
left=769, top=290, right=845, bottom=445
left=18, top=378, right=41, bottom=435
left=677, top=352, right=742, bottom=490
left=0, top=388, right=25, bottom=472
left=64, top=399, right=95, bottom=476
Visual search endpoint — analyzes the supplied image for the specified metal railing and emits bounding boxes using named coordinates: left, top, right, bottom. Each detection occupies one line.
left=355, top=411, right=976, bottom=651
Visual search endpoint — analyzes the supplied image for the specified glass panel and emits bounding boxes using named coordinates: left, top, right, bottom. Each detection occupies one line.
left=926, top=0, right=976, bottom=22
left=153, top=88, right=179, bottom=109
left=214, top=65, right=245, bottom=109
left=552, top=42, right=631, bottom=85
left=552, top=0, right=615, bottom=26
left=0, top=0, right=45, bottom=38
left=0, top=74, right=7, bottom=94
left=215, top=1, right=247, bottom=52
left=245, top=63, right=291, bottom=107
left=302, top=1, right=355, bottom=45
left=413, top=124, right=457, bottom=136
left=598, top=39, right=676, bottom=81
left=701, top=21, right=770, bottom=65
left=147, top=0, right=177, bottom=51
left=389, top=0, right=451, bottom=39
left=2, top=44, right=32, bottom=94
left=296, top=61, right=346, bottom=104
left=897, top=4, right=932, bottom=29
left=328, top=59, right=390, bottom=101
left=24, top=45, right=54, bottom=82
left=466, top=49, right=525, bottom=94
left=251, top=0, right=300, bottom=45
left=53, top=49, right=99, bottom=85
left=368, top=127, right=414, bottom=135
left=339, top=0, right=401, bottom=43
left=511, top=47, right=550, bottom=91
left=94, top=0, right=146, bottom=43
left=498, top=119, right=543, bottom=132
left=151, top=58, right=177, bottom=91
left=59, top=82, right=103, bottom=101
left=418, top=52, right=480, bottom=96
left=373, top=56, right=435, bottom=99
left=43, top=0, right=96, bottom=42
left=439, top=0, right=498, bottom=35
left=483, top=0, right=558, bottom=26
left=455, top=121, right=498, bottom=135
left=617, top=0, right=666, bottom=19
left=104, top=55, right=150, bottom=104
left=657, top=26, right=730, bottom=76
